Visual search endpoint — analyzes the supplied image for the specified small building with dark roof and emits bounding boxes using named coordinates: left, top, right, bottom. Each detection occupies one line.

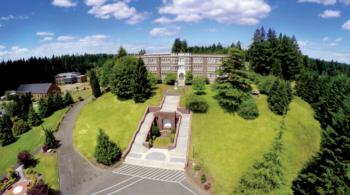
left=55, top=72, right=87, bottom=85
left=16, top=83, right=61, bottom=100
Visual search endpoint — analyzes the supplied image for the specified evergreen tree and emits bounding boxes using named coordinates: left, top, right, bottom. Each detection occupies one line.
left=38, top=98, right=48, bottom=118
left=52, top=93, right=64, bottom=110
left=248, top=28, right=271, bottom=75
left=192, top=77, right=206, bottom=95
left=268, top=79, right=292, bottom=115
left=172, top=38, right=182, bottom=53
left=27, top=107, right=42, bottom=127
left=132, top=58, right=151, bottom=103
left=111, top=56, right=137, bottom=99
left=94, top=129, right=121, bottom=165
left=116, top=47, right=127, bottom=59
left=0, top=114, right=15, bottom=146
left=43, top=128, right=57, bottom=149
left=89, top=70, right=102, bottom=98
left=63, top=92, right=74, bottom=106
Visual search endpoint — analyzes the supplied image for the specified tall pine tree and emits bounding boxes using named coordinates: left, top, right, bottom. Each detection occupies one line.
left=89, top=69, right=102, bottom=98
left=132, top=58, right=151, bottom=103
left=94, top=129, right=121, bottom=165
left=0, top=114, right=15, bottom=146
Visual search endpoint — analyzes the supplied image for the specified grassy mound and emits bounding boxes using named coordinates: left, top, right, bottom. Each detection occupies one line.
left=73, top=86, right=165, bottom=160
left=190, top=88, right=321, bottom=194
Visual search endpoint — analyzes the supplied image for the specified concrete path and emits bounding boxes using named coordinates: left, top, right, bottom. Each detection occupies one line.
left=125, top=95, right=191, bottom=170
left=56, top=99, right=201, bottom=195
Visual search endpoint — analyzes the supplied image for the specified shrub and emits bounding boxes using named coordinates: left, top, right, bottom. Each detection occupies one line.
left=12, top=119, right=30, bottom=136
left=192, top=77, right=206, bottom=95
left=164, top=73, right=177, bottom=85
left=148, top=73, right=162, bottom=87
left=186, top=95, right=209, bottom=113
left=238, top=97, right=259, bottom=120
left=151, top=125, right=160, bottom=137
left=215, top=86, right=247, bottom=113
left=201, top=174, right=207, bottom=184
left=27, top=107, right=42, bottom=127
left=185, top=71, right=193, bottom=85
left=95, top=129, right=121, bottom=165
left=256, top=75, right=277, bottom=95
left=27, top=181, right=50, bottom=195
left=193, top=164, right=201, bottom=171
left=17, top=150, right=33, bottom=168
left=43, top=128, right=57, bottom=149
left=63, top=92, right=74, bottom=106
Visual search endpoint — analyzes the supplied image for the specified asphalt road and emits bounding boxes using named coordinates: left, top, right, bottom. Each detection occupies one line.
left=56, top=99, right=202, bottom=195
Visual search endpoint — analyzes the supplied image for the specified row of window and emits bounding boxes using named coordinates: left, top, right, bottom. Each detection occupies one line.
left=143, top=57, right=223, bottom=64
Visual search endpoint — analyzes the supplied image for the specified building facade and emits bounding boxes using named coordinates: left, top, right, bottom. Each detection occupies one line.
left=55, top=72, right=87, bottom=85
left=17, top=83, right=61, bottom=100
left=141, top=53, right=226, bottom=84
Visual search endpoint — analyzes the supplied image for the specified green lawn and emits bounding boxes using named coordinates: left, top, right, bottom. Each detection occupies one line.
left=74, top=85, right=166, bottom=160
left=153, top=137, right=172, bottom=148
left=33, top=153, right=59, bottom=190
left=189, top=88, right=321, bottom=195
left=71, top=88, right=92, bottom=102
left=0, top=108, right=68, bottom=174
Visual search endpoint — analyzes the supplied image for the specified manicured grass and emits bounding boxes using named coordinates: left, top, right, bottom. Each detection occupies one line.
left=71, top=88, right=92, bottom=102
left=0, top=108, right=68, bottom=174
left=33, top=153, right=59, bottom=190
left=153, top=137, right=172, bottom=148
left=74, top=85, right=167, bottom=160
left=189, top=87, right=321, bottom=194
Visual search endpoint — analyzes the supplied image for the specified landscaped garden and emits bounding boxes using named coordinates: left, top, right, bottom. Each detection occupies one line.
left=0, top=108, right=68, bottom=174
left=188, top=87, right=321, bottom=194
left=73, top=85, right=168, bottom=160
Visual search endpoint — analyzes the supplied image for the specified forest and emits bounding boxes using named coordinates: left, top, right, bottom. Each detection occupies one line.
left=0, top=54, right=113, bottom=95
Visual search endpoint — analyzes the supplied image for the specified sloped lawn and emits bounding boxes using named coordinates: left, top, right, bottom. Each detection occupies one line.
left=74, top=85, right=167, bottom=160
left=0, top=108, right=68, bottom=174
left=190, top=88, right=321, bottom=194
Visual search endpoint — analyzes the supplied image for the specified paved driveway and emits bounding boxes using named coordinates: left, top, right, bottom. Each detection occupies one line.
left=56, top=100, right=202, bottom=195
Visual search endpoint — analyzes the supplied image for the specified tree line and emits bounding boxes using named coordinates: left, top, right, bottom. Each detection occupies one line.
left=0, top=54, right=113, bottom=95
left=171, top=38, right=243, bottom=54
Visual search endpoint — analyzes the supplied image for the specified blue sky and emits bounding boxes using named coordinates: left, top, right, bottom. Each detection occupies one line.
left=0, top=0, right=349, bottom=63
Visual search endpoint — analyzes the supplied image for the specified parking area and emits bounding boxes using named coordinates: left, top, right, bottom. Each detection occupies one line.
left=90, top=164, right=198, bottom=195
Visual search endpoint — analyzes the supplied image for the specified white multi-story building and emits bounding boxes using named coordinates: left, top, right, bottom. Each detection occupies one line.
left=141, top=53, right=226, bottom=84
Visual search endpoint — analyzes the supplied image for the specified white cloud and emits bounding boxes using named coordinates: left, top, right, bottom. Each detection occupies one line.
left=79, top=34, right=110, bottom=42
left=85, top=0, right=106, bottom=6
left=298, top=40, right=313, bottom=47
left=0, top=15, right=28, bottom=21
left=57, top=36, right=75, bottom=42
left=342, top=20, right=350, bottom=31
left=323, top=37, right=343, bottom=46
left=340, top=0, right=350, bottom=4
left=149, top=27, right=181, bottom=37
left=157, top=0, right=271, bottom=25
left=0, top=34, right=171, bottom=61
left=329, top=37, right=342, bottom=46
left=40, top=37, right=54, bottom=42
left=153, top=16, right=173, bottom=24
left=52, top=0, right=77, bottom=7
left=36, top=32, right=54, bottom=37
left=298, top=0, right=337, bottom=5
left=319, top=10, right=341, bottom=18
left=87, top=1, right=147, bottom=24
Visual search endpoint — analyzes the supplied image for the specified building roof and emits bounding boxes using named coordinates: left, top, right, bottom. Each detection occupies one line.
left=56, top=72, right=80, bottom=78
left=17, top=83, right=53, bottom=94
